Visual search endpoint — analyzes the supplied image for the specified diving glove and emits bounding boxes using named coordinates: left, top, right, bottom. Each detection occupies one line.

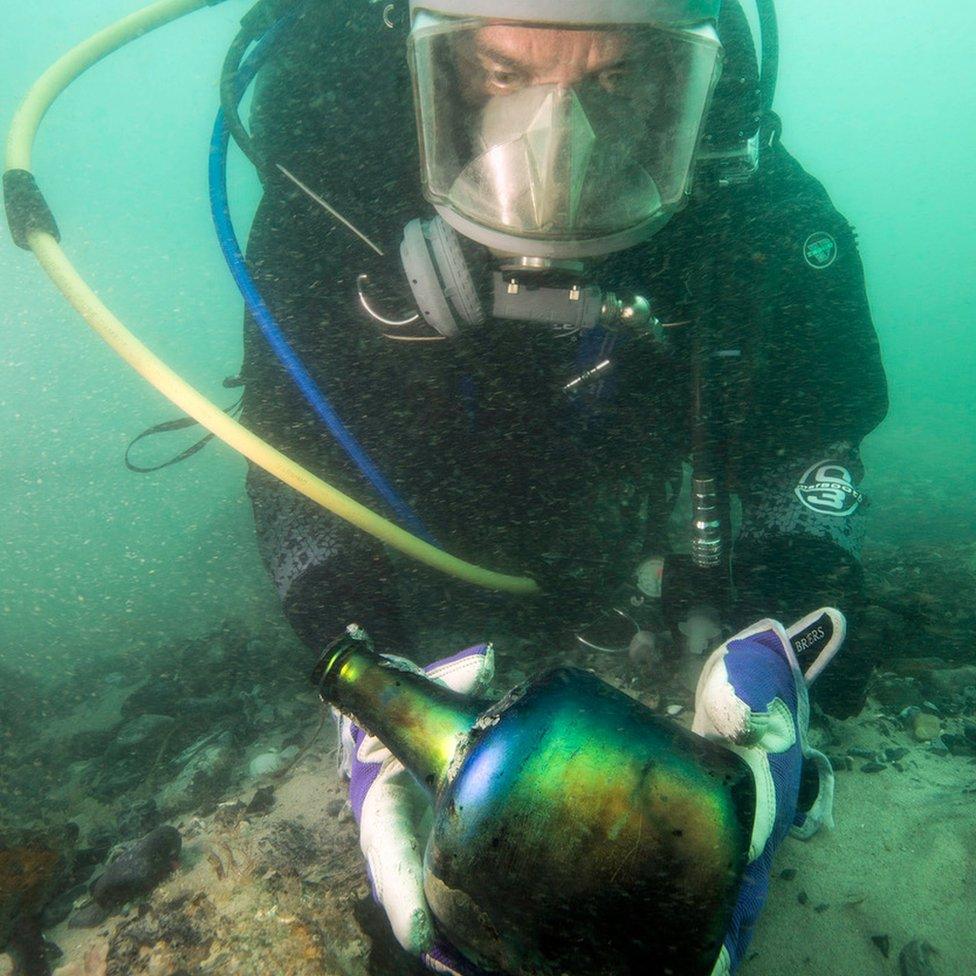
left=694, top=608, right=845, bottom=975
left=336, top=644, right=494, bottom=976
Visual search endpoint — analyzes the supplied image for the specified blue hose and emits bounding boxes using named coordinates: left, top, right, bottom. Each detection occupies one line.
left=209, top=20, right=437, bottom=544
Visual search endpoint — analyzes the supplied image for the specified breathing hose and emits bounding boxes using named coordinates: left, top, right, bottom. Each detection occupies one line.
left=755, top=0, right=779, bottom=113
left=210, top=13, right=437, bottom=544
left=2, top=0, right=538, bottom=595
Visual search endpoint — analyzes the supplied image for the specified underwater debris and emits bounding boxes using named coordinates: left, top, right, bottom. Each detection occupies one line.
left=870, top=934, right=891, bottom=959
left=911, top=713, right=942, bottom=742
left=899, top=939, right=940, bottom=976
left=0, top=823, right=77, bottom=976
left=90, top=826, right=181, bottom=910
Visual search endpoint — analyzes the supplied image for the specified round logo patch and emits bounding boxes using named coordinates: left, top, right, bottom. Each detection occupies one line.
left=795, top=461, right=863, bottom=517
left=803, top=232, right=838, bottom=269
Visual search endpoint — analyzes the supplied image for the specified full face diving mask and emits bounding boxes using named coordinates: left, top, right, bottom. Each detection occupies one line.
left=365, top=1, right=723, bottom=339
left=408, top=8, right=723, bottom=259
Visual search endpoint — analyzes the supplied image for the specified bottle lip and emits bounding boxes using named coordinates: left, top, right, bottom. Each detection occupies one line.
left=310, top=627, right=370, bottom=701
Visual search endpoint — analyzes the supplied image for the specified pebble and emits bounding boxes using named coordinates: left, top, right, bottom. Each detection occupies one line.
left=860, top=761, right=886, bottom=773
left=326, top=798, right=345, bottom=817
left=116, top=799, right=160, bottom=841
left=246, top=786, right=276, bottom=816
left=91, top=825, right=182, bottom=909
left=157, top=733, right=235, bottom=816
left=871, top=934, right=891, bottom=959
left=68, top=901, right=110, bottom=929
left=665, top=704, right=683, bottom=717
left=929, top=737, right=949, bottom=757
left=41, top=882, right=89, bottom=928
left=248, top=745, right=299, bottom=778
left=113, top=714, right=177, bottom=751
left=779, top=868, right=797, bottom=881
left=899, top=939, right=939, bottom=976
left=926, top=666, right=976, bottom=700
left=797, top=890, right=809, bottom=906
left=911, top=712, right=941, bottom=742
left=628, top=631, right=659, bottom=668
left=870, top=674, right=923, bottom=713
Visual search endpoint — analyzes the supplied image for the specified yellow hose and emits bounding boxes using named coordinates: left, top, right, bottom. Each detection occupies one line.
left=5, top=0, right=539, bottom=596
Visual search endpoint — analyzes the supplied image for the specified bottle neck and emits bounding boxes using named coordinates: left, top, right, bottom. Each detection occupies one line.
left=316, top=635, right=485, bottom=795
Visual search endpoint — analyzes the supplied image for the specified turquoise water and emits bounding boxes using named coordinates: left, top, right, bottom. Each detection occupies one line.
left=1, top=2, right=974, bottom=973
left=2, top=1, right=973, bottom=666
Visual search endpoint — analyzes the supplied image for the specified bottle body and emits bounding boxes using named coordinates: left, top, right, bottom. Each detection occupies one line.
left=318, top=637, right=754, bottom=976
left=424, top=667, right=753, bottom=976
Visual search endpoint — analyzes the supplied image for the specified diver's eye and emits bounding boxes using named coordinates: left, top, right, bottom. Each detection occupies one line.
left=487, top=66, right=526, bottom=92
left=597, top=65, right=635, bottom=94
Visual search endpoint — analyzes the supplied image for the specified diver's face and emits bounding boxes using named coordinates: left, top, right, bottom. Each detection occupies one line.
left=457, top=25, right=638, bottom=100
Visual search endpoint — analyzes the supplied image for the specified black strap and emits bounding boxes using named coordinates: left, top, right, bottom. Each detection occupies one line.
left=125, top=378, right=244, bottom=474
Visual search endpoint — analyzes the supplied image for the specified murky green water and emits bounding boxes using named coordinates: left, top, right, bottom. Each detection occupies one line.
left=1, top=2, right=973, bottom=974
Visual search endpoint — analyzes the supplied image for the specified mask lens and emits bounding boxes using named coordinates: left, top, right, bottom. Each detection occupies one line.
left=409, top=16, right=722, bottom=245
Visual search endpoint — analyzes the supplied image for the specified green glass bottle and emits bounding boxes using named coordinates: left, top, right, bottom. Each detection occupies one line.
left=316, top=630, right=754, bottom=976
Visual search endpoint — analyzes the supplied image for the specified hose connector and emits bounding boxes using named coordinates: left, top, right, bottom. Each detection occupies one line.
left=600, top=292, right=662, bottom=342
left=690, top=476, right=723, bottom=569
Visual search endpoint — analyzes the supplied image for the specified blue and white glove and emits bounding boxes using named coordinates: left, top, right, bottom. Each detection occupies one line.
left=693, top=608, right=845, bottom=975
left=336, top=643, right=495, bottom=976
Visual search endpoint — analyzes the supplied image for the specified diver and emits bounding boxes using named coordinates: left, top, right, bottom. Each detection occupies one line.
left=238, top=0, right=887, bottom=709
left=0, top=0, right=889, bottom=971
left=231, top=0, right=886, bottom=971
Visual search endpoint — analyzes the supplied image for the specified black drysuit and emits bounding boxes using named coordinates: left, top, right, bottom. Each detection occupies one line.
left=239, top=6, right=888, bottom=715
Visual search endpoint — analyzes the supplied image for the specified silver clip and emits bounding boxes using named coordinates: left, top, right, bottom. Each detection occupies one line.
left=356, top=274, right=420, bottom=327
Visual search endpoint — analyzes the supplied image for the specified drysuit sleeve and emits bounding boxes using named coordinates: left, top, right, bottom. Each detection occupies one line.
left=730, top=146, right=888, bottom=714
left=238, top=187, right=410, bottom=656
left=245, top=467, right=408, bottom=654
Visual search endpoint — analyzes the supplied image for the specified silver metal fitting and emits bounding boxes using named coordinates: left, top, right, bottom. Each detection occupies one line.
left=690, top=476, right=723, bottom=569
left=599, top=292, right=661, bottom=341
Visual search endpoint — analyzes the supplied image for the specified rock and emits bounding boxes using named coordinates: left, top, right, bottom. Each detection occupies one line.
left=157, top=733, right=235, bottom=816
left=248, top=746, right=299, bottom=779
left=40, top=883, right=88, bottom=929
left=942, top=733, right=976, bottom=757
left=911, top=712, right=941, bottom=742
left=214, top=801, right=247, bottom=828
left=929, top=737, right=949, bottom=757
left=255, top=703, right=277, bottom=727
left=826, top=754, right=853, bottom=772
left=67, top=901, right=110, bottom=929
left=779, top=868, right=797, bottom=881
left=116, top=800, right=160, bottom=842
left=871, top=934, right=891, bottom=959
left=849, top=747, right=879, bottom=759
left=0, top=823, right=78, bottom=968
left=628, top=631, right=660, bottom=668
left=111, top=715, right=177, bottom=760
left=925, top=666, right=976, bottom=700
left=248, top=751, right=284, bottom=778
left=898, top=939, right=939, bottom=976
left=871, top=674, right=923, bottom=713
left=121, top=678, right=183, bottom=719
left=63, top=729, right=115, bottom=762
left=90, top=826, right=181, bottom=909
left=885, top=747, right=909, bottom=762
left=246, top=786, right=276, bottom=816
left=860, top=761, right=886, bottom=773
